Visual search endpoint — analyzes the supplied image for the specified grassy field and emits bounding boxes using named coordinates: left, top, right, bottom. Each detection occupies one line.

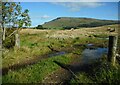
left=1, top=24, right=120, bottom=83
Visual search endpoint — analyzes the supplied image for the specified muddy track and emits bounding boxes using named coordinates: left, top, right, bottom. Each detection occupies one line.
left=1, top=50, right=69, bottom=76
left=42, top=53, right=101, bottom=84
left=42, top=54, right=81, bottom=83
left=1, top=52, right=52, bottom=76
left=1, top=46, right=79, bottom=76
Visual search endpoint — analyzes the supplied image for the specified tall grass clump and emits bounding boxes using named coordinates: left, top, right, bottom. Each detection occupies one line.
left=93, top=61, right=120, bottom=84
left=70, top=56, right=120, bottom=84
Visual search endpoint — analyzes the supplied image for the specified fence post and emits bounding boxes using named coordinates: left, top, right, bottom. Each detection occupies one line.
left=108, top=36, right=118, bottom=66
left=15, top=33, right=20, bottom=48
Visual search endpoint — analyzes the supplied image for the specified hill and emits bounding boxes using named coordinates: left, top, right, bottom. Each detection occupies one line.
left=42, top=17, right=118, bottom=29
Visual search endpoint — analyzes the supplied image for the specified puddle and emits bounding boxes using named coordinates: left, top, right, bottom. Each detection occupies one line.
left=48, top=51, right=66, bottom=57
left=87, top=44, right=94, bottom=47
left=82, top=47, right=108, bottom=62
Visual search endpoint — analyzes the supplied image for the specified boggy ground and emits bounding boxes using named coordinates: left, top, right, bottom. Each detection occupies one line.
left=1, top=24, right=119, bottom=83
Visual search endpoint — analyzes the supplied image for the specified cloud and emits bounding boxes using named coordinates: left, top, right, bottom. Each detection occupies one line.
left=52, top=2, right=104, bottom=12
left=41, top=15, right=50, bottom=19
left=31, top=15, right=51, bottom=19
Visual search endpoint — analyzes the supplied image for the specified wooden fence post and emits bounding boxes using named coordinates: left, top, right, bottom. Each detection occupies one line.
left=108, top=36, right=118, bottom=65
left=15, top=33, right=20, bottom=48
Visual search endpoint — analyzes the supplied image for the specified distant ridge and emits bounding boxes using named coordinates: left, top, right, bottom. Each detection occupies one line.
left=42, top=17, right=118, bottom=29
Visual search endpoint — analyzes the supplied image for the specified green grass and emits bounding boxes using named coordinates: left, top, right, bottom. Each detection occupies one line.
left=2, top=53, right=75, bottom=83
left=2, top=46, right=51, bottom=68
left=2, top=33, right=108, bottom=68
left=94, top=64, right=120, bottom=83
left=92, top=34, right=109, bottom=38
left=2, top=25, right=119, bottom=83
left=72, top=37, right=108, bottom=47
left=70, top=56, right=120, bottom=84
left=70, top=73, right=93, bottom=83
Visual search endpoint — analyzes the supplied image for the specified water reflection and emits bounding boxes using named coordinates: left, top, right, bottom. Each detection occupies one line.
left=82, top=48, right=108, bottom=62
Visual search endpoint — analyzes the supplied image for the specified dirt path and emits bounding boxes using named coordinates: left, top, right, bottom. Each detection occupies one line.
left=42, top=68, right=72, bottom=84
left=42, top=54, right=84, bottom=83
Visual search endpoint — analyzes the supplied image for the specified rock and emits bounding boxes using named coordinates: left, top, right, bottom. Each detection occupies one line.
left=110, top=28, right=115, bottom=32
left=71, top=28, right=74, bottom=31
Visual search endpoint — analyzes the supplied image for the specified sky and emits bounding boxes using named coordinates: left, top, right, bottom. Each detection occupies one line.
left=20, top=2, right=118, bottom=27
